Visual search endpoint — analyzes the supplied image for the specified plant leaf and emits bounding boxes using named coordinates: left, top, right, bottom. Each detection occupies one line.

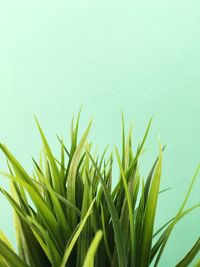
left=60, top=199, right=95, bottom=267
left=87, top=150, right=126, bottom=267
left=139, top=143, right=162, bottom=267
left=0, top=240, right=29, bottom=267
left=176, top=237, right=200, bottom=267
left=82, top=230, right=103, bottom=267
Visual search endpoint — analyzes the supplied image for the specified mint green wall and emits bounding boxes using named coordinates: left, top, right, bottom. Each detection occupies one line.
left=0, top=1, right=199, bottom=266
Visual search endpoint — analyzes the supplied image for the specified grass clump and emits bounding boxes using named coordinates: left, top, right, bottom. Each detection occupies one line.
left=0, top=112, right=199, bottom=267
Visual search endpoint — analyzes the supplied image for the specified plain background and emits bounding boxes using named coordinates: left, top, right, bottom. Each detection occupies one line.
left=0, top=1, right=200, bottom=266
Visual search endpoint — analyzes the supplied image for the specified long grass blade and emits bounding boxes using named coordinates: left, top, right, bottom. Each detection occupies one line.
left=176, top=238, right=200, bottom=267
left=34, top=117, right=64, bottom=195
left=66, top=120, right=92, bottom=229
left=82, top=230, right=103, bottom=267
left=139, top=143, right=162, bottom=267
left=154, top=163, right=200, bottom=266
left=0, top=240, right=29, bottom=267
left=115, top=147, right=135, bottom=266
left=87, top=150, right=126, bottom=267
left=60, top=200, right=95, bottom=267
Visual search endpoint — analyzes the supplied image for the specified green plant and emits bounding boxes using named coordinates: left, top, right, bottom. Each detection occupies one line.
left=0, top=113, right=199, bottom=267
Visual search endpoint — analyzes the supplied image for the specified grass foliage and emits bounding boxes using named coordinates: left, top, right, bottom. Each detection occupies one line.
left=0, top=112, right=199, bottom=267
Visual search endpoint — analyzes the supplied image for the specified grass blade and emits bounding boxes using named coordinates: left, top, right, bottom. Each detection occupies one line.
left=115, top=147, right=135, bottom=266
left=154, top=163, right=200, bottom=266
left=34, top=117, right=64, bottom=195
left=66, top=120, right=92, bottom=229
left=176, top=238, right=200, bottom=267
left=0, top=240, right=29, bottom=267
left=139, top=143, right=162, bottom=267
left=82, top=230, right=103, bottom=267
left=87, top=150, right=127, bottom=267
left=60, top=200, right=95, bottom=267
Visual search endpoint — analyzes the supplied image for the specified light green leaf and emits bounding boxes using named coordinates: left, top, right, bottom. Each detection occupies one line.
left=0, top=240, right=29, bottom=267
left=82, top=230, right=103, bottom=267
left=87, top=150, right=126, bottom=267
left=60, top=199, right=95, bottom=267
left=176, top=237, right=200, bottom=267
left=66, top=120, right=92, bottom=228
left=34, top=117, right=64, bottom=195
left=139, top=143, right=162, bottom=267
left=154, top=163, right=200, bottom=266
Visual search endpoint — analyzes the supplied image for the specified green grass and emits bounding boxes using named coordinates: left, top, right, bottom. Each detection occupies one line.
left=0, top=112, right=199, bottom=267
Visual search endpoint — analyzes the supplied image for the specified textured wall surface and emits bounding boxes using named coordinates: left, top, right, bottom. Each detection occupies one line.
left=0, top=1, right=200, bottom=265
